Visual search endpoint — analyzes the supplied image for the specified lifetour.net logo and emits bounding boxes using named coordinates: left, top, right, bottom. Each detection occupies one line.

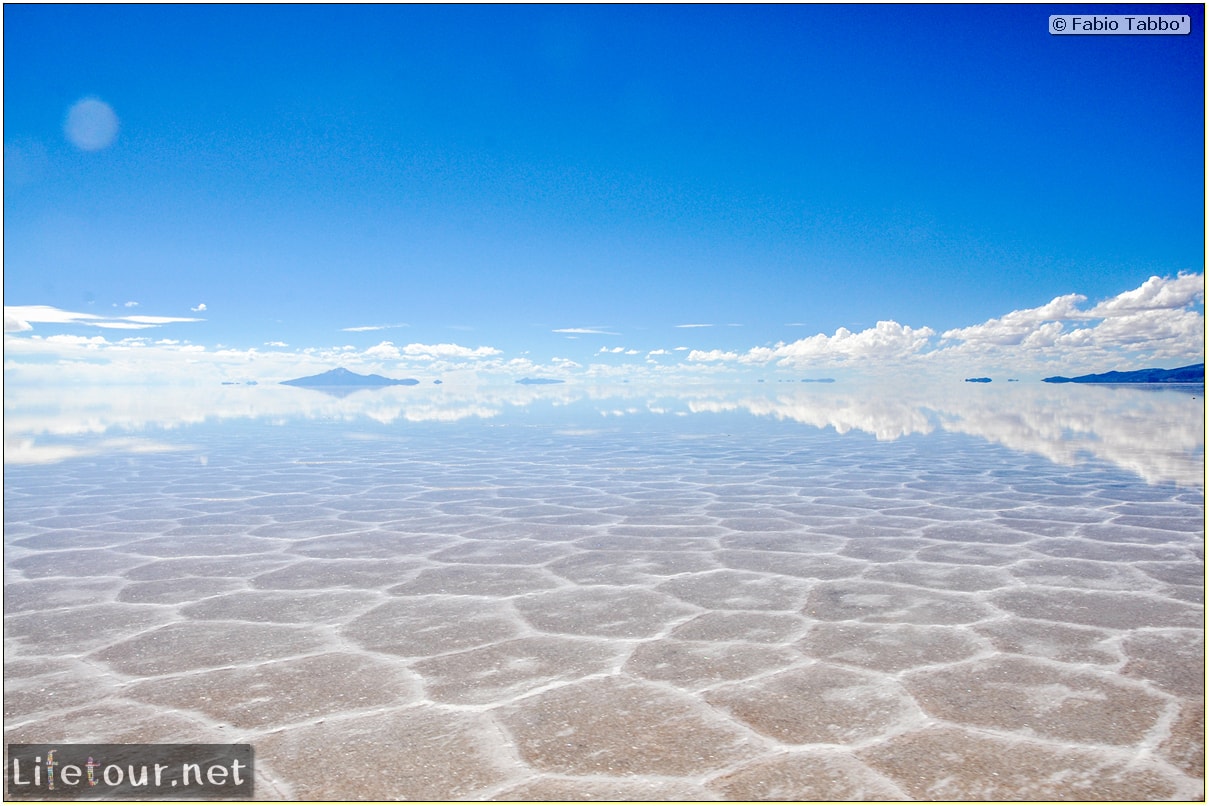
left=6, top=744, right=253, bottom=799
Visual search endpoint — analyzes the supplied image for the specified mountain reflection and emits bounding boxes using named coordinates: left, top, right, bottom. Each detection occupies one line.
left=4, top=380, right=1203, bottom=487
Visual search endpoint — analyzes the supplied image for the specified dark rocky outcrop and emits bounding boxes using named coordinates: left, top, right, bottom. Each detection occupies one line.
left=1042, top=363, right=1204, bottom=384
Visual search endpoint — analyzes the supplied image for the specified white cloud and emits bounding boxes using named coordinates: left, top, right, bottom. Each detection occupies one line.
left=5, top=274, right=1200, bottom=386
left=744, top=321, right=936, bottom=368
left=359, top=341, right=504, bottom=361
left=1087, top=271, right=1204, bottom=316
left=364, top=342, right=401, bottom=359
left=688, top=349, right=741, bottom=362
left=401, top=342, right=501, bottom=359
left=934, top=273, right=1205, bottom=370
left=46, top=334, right=109, bottom=347
left=91, top=321, right=161, bottom=330
left=554, top=327, right=619, bottom=335
left=676, top=323, right=713, bottom=328
left=1053, top=308, right=1204, bottom=357
left=943, top=273, right=1203, bottom=349
left=4, top=305, right=204, bottom=332
left=942, top=294, right=1086, bottom=346
left=4, top=311, right=34, bottom=333
left=192, top=303, right=207, bottom=312
left=342, top=322, right=408, bottom=332
left=123, top=315, right=203, bottom=325
left=123, top=301, right=139, bottom=308
left=6, top=305, right=104, bottom=329
left=679, top=276, right=1202, bottom=375
left=676, top=273, right=1196, bottom=377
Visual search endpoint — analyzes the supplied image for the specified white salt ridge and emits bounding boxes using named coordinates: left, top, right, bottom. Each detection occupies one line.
left=3, top=417, right=1203, bottom=801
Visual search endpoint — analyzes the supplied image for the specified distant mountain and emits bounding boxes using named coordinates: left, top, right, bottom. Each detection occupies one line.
left=1042, top=363, right=1204, bottom=384
left=965, top=377, right=992, bottom=383
left=281, top=367, right=420, bottom=387
left=801, top=378, right=836, bottom=383
left=516, top=377, right=565, bottom=385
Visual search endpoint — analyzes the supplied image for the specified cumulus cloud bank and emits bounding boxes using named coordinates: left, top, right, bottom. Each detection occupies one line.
left=4, top=273, right=1202, bottom=383
left=362, top=341, right=502, bottom=361
left=688, top=321, right=935, bottom=368
left=1087, top=272, right=1204, bottom=316
left=687, top=273, right=1203, bottom=374
left=938, top=272, right=1204, bottom=366
left=760, top=321, right=937, bottom=367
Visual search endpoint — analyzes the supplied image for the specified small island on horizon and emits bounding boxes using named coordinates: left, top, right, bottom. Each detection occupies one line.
left=1042, top=362, right=1204, bottom=384
left=281, top=367, right=421, bottom=388
left=516, top=377, right=565, bottom=385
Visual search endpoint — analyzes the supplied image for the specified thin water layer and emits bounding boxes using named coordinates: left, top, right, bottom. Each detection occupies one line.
left=4, top=383, right=1204, bottom=800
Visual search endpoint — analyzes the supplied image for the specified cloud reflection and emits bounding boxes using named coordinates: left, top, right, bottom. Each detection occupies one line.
left=4, top=380, right=1202, bottom=487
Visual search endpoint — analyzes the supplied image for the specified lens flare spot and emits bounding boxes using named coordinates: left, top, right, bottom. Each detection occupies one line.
left=64, top=97, right=119, bottom=151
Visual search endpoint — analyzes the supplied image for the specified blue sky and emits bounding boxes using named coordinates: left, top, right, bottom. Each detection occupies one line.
left=3, top=4, right=1204, bottom=384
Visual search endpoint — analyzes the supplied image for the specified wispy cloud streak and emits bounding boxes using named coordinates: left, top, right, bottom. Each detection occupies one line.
left=342, top=323, right=409, bottom=332
left=554, top=327, right=620, bottom=335
left=4, top=305, right=204, bottom=332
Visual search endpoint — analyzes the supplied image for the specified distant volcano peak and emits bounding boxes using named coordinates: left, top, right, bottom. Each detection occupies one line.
left=281, top=367, right=420, bottom=387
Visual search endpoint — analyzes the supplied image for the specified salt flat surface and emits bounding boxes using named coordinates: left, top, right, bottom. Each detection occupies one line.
left=4, top=385, right=1204, bottom=800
